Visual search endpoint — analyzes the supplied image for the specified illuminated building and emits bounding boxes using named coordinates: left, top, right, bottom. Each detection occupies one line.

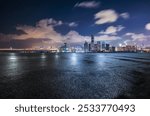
left=85, top=35, right=112, bottom=52
left=143, top=47, right=150, bottom=53
left=75, top=46, right=84, bottom=52
left=116, top=45, right=137, bottom=52
left=59, top=43, right=70, bottom=52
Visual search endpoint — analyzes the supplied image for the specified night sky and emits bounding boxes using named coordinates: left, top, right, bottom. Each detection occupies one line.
left=0, top=0, right=150, bottom=48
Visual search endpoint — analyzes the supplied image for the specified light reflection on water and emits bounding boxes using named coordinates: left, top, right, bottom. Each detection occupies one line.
left=9, top=53, right=18, bottom=61
left=96, top=54, right=107, bottom=66
left=70, top=53, right=78, bottom=65
left=40, top=53, right=47, bottom=67
left=41, top=53, right=47, bottom=59
left=3, top=53, right=23, bottom=79
left=55, top=54, right=59, bottom=59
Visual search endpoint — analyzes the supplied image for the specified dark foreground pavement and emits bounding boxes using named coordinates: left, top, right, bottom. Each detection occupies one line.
left=0, top=53, right=150, bottom=99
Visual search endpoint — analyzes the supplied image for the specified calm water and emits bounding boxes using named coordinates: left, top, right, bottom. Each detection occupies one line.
left=0, top=52, right=150, bottom=99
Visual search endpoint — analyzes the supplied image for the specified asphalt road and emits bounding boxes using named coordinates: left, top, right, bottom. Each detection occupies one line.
left=0, top=53, right=150, bottom=99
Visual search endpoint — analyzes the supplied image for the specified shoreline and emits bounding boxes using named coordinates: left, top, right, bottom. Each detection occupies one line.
left=0, top=50, right=149, bottom=54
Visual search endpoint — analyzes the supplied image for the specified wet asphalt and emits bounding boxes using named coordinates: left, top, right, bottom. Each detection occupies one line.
left=0, top=53, right=150, bottom=99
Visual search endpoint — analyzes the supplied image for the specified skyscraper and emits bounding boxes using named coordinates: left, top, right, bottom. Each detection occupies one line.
left=91, top=35, right=94, bottom=43
left=84, top=41, right=89, bottom=52
left=102, top=42, right=106, bottom=51
left=97, top=41, right=101, bottom=52
left=91, top=35, right=95, bottom=52
left=89, top=44, right=91, bottom=52
left=106, top=44, right=110, bottom=51
left=59, top=43, right=69, bottom=52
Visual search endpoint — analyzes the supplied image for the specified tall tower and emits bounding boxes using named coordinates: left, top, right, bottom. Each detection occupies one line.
left=102, top=42, right=106, bottom=51
left=64, top=43, right=67, bottom=52
left=91, top=35, right=94, bottom=43
left=91, top=35, right=95, bottom=52
left=84, top=41, right=89, bottom=52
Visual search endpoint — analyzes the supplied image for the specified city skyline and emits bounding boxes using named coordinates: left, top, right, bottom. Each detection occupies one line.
left=0, top=0, right=150, bottom=49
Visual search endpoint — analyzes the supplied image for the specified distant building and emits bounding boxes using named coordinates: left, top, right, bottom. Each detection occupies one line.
left=112, top=46, right=116, bottom=52
left=110, top=46, right=116, bottom=52
left=90, top=35, right=95, bottom=52
left=84, top=41, right=89, bottom=52
left=106, top=44, right=110, bottom=51
left=97, top=41, right=101, bottom=52
left=89, top=44, right=91, bottom=52
left=75, top=46, right=84, bottom=52
left=143, top=47, right=150, bottom=53
left=102, top=42, right=106, bottom=51
left=82, top=35, right=119, bottom=53
left=59, top=43, right=70, bottom=52
left=125, top=45, right=137, bottom=52
left=116, top=45, right=137, bottom=52
left=91, top=35, right=94, bottom=43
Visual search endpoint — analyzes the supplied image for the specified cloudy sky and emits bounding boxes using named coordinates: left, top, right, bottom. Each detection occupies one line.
left=0, top=0, right=150, bottom=48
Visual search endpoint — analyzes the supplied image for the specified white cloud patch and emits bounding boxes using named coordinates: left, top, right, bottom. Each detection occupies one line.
left=123, top=40, right=136, bottom=46
left=15, top=19, right=63, bottom=43
left=0, top=18, right=121, bottom=48
left=0, top=18, right=79, bottom=43
left=125, top=33, right=150, bottom=41
left=74, top=1, right=100, bottom=8
left=95, top=9, right=118, bottom=25
left=0, top=18, right=66, bottom=46
left=120, top=13, right=130, bottom=19
left=65, top=31, right=90, bottom=43
left=68, top=22, right=78, bottom=27
left=95, top=35, right=120, bottom=41
left=36, top=18, right=63, bottom=27
left=95, top=9, right=129, bottom=25
left=99, top=25, right=125, bottom=35
left=0, top=19, right=81, bottom=46
left=145, top=23, right=150, bottom=30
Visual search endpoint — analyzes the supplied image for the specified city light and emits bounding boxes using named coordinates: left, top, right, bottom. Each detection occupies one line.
left=55, top=53, right=59, bottom=59
left=41, top=53, right=47, bottom=59
left=119, top=44, right=122, bottom=47
left=9, top=53, right=18, bottom=61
